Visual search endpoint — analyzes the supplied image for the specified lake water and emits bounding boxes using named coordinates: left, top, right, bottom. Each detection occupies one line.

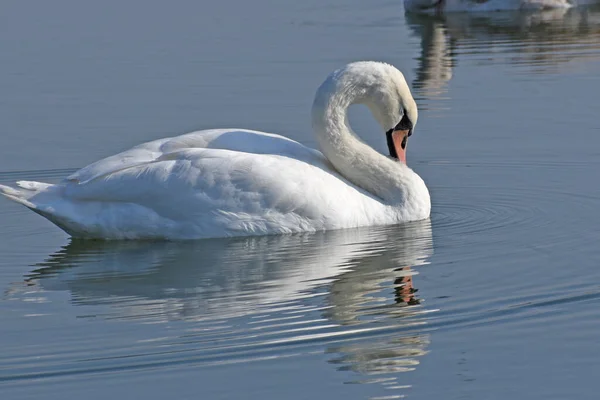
left=1, top=1, right=600, bottom=399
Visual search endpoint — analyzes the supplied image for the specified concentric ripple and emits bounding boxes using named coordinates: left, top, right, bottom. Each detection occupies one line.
left=428, top=161, right=600, bottom=253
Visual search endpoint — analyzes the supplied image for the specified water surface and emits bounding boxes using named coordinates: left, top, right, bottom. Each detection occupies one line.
left=1, top=1, right=600, bottom=399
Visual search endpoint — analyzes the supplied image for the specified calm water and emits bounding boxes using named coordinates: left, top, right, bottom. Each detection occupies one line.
left=2, top=1, right=600, bottom=399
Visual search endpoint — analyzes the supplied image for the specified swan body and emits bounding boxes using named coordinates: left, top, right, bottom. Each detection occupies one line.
left=404, top=0, right=573, bottom=14
left=0, top=62, right=430, bottom=240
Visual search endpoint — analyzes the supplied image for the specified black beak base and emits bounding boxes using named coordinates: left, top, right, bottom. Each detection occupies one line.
left=386, top=129, right=398, bottom=159
left=386, top=113, right=413, bottom=159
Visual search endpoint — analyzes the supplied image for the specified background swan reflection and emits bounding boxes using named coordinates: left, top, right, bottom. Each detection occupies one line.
left=11, top=221, right=434, bottom=396
left=407, top=5, right=600, bottom=105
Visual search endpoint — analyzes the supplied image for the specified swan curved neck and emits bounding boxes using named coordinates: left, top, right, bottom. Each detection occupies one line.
left=311, top=74, right=426, bottom=208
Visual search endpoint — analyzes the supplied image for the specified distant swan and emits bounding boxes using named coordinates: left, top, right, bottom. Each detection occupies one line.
left=0, top=61, right=430, bottom=240
left=404, top=0, right=573, bottom=13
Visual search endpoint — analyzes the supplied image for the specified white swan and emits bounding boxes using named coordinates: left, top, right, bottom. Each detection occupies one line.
left=404, top=0, right=573, bottom=14
left=0, top=61, right=430, bottom=240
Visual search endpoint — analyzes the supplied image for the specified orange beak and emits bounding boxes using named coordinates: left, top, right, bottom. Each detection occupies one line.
left=391, top=129, right=410, bottom=164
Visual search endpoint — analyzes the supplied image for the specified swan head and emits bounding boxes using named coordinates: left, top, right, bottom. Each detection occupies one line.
left=313, top=61, right=418, bottom=164
left=357, top=62, right=418, bottom=164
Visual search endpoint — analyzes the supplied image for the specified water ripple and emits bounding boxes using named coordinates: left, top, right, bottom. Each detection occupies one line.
left=0, top=168, right=78, bottom=183
left=1, top=223, right=435, bottom=398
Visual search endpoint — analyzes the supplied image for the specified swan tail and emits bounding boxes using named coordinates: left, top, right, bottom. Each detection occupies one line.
left=0, top=182, right=40, bottom=209
left=1, top=181, right=167, bottom=239
left=16, top=180, right=54, bottom=191
left=0, top=181, right=81, bottom=235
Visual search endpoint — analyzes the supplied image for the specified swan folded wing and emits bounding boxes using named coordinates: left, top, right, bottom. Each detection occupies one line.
left=66, top=129, right=328, bottom=186
left=65, top=140, right=169, bottom=185
left=63, top=130, right=229, bottom=185
left=57, top=147, right=374, bottom=235
left=164, top=129, right=329, bottom=167
left=64, top=149, right=325, bottom=216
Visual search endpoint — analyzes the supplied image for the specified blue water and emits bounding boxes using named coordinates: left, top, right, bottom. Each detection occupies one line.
left=2, top=1, right=600, bottom=399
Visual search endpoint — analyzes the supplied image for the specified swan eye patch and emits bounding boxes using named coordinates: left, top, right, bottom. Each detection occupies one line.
left=386, top=113, right=413, bottom=136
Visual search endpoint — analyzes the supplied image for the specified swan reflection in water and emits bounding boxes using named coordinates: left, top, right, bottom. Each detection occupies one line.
left=408, top=6, right=600, bottom=102
left=17, top=221, right=433, bottom=393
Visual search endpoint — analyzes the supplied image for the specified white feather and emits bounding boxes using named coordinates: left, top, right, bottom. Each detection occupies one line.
left=0, top=62, right=431, bottom=240
left=404, top=0, right=573, bottom=13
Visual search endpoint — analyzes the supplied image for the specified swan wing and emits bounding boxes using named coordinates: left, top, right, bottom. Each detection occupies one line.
left=1, top=131, right=382, bottom=238
left=66, top=129, right=329, bottom=185
left=64, top=148, right=371, bottom=238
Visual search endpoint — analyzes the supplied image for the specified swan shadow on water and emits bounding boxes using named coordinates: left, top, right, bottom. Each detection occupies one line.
left=407, top=5, right=600, bottom=102
left=17, top=221, right=434, bottom=390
